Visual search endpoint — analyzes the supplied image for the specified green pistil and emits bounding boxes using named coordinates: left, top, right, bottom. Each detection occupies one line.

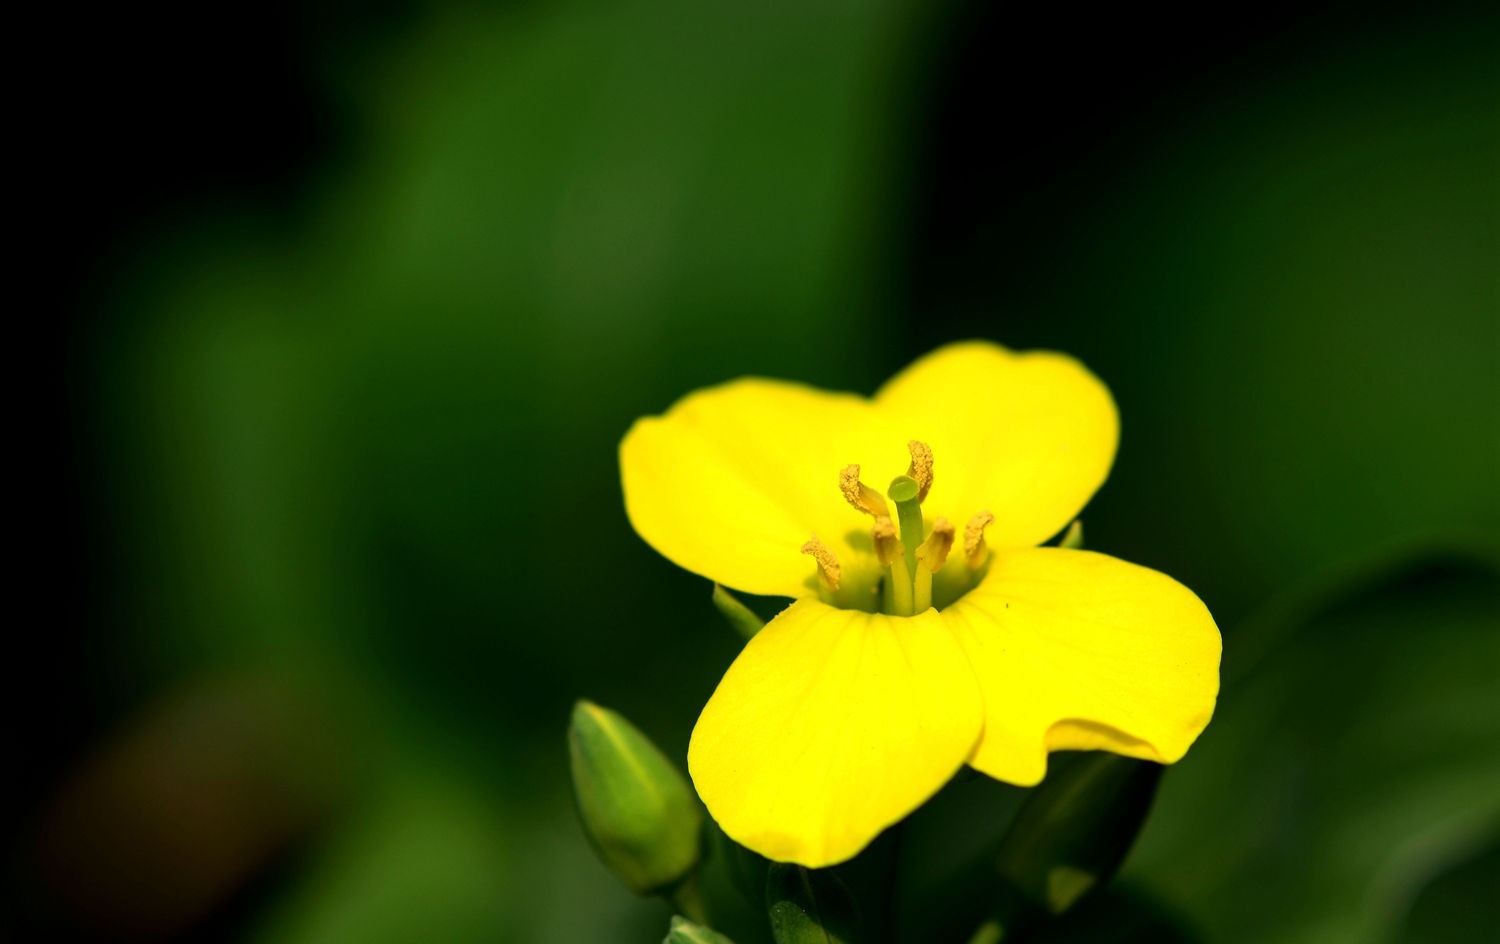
left=888, top=475, right=925, bottom=608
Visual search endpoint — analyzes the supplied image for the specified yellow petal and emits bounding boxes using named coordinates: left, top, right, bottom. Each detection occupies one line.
left=874, top=342, right=1119, bottom=550
left=942, top=548, right=1220, bottom=785
left=621, top=378, right=894, bottom=598
left=689, top=599, right=982, bottom=867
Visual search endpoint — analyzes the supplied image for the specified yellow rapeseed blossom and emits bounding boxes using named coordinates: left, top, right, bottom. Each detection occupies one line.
left=619, top=342, right=1221, bottom=868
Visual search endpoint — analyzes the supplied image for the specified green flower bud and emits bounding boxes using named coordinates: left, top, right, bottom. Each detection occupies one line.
left=569, top=700, right=703, bottom=895
left=994, top=753, right=1161, bottom=915
left=765, top=864, right=860, bottom=944
left=664, top=915, right=737, bottom=944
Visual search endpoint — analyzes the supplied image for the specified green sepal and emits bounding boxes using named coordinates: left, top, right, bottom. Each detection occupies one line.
left=1058, top=520, right=1085, bottom=549
left=712, top=584, right=765, bottom=640
left=993, top=753, right=1162, bottom=915
left=568, top=700, right=703, bottom=895
left=664, top=914, right=737, bottom=944
left=765, top=864, right=860, bottom=944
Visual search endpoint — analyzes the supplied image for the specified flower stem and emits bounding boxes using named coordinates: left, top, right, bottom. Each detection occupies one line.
left=666, top=872, right=709, bottom=925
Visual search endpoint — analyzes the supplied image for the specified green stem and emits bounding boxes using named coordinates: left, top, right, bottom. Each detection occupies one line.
left=666, top=872, right=709, bottom=925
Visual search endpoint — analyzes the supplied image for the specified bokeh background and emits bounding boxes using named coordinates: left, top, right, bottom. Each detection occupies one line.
left=18, top=1, right=1498, bottom=942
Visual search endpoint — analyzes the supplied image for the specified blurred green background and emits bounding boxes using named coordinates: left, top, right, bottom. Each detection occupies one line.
left=17, top=1, right=1498, bottom=942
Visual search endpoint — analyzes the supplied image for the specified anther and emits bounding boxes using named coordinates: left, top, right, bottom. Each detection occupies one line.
left=906, top=440, right=934, bottom=502
left=840, top=464, right=890, bottom=518
left=964, top=511, right=994, bottom=571
left=915, top=517, right=956, bottom=573
left=872, top=516, right=903, bottom=567
left=801, top=535, right=842, bottom=591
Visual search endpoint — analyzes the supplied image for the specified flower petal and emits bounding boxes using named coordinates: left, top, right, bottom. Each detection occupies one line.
left=688, top=599, right=983, bottom=867
left=942, top=548, right=1220, bottom=785
left=874, top=342, right=1119, bottom=549
left=621, top=378, right=893, bottom=598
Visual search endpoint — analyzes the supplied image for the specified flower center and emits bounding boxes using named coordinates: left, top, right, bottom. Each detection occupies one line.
left=803, top=441, right=993, bottom=616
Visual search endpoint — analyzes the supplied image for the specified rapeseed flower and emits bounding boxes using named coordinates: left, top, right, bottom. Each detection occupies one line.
left=620, top=342, right=1220, bottom=867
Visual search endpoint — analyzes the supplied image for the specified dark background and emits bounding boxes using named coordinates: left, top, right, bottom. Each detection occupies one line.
left=17, top=1, right=1499, bottom=942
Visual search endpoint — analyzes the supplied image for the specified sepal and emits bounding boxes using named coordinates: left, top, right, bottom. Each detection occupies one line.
left=712, top=584, right=766, bottom=639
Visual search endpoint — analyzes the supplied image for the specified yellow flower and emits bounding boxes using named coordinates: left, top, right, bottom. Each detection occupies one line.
left=619, top=341, right=1221, bottom=868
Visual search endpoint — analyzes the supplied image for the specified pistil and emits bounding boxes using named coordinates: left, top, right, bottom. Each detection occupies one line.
left=886, top=475, right=926, bottom=584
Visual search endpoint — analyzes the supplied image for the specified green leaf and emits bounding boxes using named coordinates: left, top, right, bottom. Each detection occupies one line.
left=1124, top=551, right=1500, bottom=943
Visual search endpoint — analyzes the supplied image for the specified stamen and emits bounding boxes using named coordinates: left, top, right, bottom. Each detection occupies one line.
left=915, top=517, right=956, bottom=573
left=906, top=440, right=934, bottom=502
left=912, top=517, right=955, bottom=613
left=801, top=535, right=841, bottom=591
left=964, top=511, right=994, bottom=571
left=872, top=516, right=903, bottom=566
left=840, top=464, right=890, bottom=518
left=871, top=517, right=913, bottom=616
left=887, top=475, right=925, bottom=584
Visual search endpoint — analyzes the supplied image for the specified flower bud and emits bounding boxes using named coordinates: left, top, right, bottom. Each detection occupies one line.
left=569, top=700, right=703, bottom=895
left=765, top=864, right=859, bottom=944
left=664, top=915, right=737, bottom=944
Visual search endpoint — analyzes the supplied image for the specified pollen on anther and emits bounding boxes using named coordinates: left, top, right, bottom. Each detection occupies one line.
left=839, top=464, right=890, bottom=517
left=964, top=511, right=994, bottom=571
left=801, top=535, right=842, bottom=591
left=906, top=441, right=934, bottom=501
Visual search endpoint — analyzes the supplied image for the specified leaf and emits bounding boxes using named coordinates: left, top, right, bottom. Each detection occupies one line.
left=1124, top=550, right=1500, bottom=943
